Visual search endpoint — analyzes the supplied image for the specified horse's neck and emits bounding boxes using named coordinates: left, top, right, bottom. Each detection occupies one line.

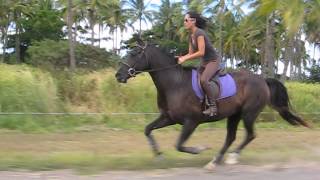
left=149, top=67, right=189, bottom=94
left=147, top=48, right=190, bottom=94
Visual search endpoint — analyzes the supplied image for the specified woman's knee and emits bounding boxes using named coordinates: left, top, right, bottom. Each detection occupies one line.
left=200, top=76, right=210, bottom=85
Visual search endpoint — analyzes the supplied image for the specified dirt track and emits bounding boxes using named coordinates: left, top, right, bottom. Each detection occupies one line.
left=0, top=162, right=319, bottom=180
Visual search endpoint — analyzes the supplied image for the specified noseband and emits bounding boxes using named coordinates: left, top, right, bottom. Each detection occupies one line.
left=120, top=44, right=179, bottom=77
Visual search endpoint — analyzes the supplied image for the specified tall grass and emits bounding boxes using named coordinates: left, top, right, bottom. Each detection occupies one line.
left=101, top=71, right=157, bottom=113
left=0, top=64, right=61, bottom=112
left=0, top=65, right=319, bottom=132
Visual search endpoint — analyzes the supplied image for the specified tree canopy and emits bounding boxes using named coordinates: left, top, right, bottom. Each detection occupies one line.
left=0, top=0, right=319, bottom=81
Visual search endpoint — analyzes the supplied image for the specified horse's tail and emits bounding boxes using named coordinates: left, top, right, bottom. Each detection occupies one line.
left=265, top=78, right=311, bottom=128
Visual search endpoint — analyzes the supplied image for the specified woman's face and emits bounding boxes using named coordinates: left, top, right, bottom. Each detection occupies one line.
left=184, top=14, right=195, bottom=30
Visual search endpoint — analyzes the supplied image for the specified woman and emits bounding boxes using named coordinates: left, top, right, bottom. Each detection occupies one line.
left=178, top=11, right=221, bottom=116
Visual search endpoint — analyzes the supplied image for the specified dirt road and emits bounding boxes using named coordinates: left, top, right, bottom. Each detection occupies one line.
left=0, top=162, right=319, bottom=180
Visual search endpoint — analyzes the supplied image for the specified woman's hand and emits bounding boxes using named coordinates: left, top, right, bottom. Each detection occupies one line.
left=178, top=55, right=187, bottom=64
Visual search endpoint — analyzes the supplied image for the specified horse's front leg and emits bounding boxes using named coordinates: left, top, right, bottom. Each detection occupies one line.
left=145, top=114, right=175, bottom=156
left=204, top=113, right=241, bottom=170
left=176, top=119, right=210, bottom=154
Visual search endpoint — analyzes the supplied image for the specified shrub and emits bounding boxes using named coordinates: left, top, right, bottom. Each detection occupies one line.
left=26, top=39, right=119, bottom=71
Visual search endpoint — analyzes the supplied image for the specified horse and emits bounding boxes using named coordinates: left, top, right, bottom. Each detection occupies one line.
left=115, top=40, right=310, bottom=170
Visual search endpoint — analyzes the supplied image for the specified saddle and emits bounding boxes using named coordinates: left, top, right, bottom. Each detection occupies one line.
left=191, top=68, right=236, bottom=102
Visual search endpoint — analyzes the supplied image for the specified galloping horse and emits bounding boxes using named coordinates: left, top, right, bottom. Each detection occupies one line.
left=115, top=40, right=310, bottom=170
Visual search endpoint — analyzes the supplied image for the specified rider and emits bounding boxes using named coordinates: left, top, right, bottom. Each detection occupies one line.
left=177, top=11, right=221, bottom=116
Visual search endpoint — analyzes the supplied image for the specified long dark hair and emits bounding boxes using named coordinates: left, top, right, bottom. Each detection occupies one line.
left=186, top=11, right=207, bottom=29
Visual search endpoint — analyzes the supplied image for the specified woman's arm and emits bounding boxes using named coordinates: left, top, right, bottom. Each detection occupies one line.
left=178, top=36, right=205, bottom=64
left=188, top=42, right=194, bottom=55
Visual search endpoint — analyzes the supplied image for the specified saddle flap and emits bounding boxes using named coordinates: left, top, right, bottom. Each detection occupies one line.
left=192, top=70, right=237, bottom=101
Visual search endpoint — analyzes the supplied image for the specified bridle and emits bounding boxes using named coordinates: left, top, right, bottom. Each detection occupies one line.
left=120, top=43, right=179, bottom=77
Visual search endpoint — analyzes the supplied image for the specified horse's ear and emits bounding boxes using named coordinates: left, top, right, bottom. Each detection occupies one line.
left=136, top=38, right=145, bottom=46
left=133, top=34, right=145, bottom=46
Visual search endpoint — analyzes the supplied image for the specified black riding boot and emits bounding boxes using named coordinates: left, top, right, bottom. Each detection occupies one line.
left=202, top=82, right=219, bottom=116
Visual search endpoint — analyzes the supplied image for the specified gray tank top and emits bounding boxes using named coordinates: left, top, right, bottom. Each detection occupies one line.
left=189, top=28, right=220, bottom=62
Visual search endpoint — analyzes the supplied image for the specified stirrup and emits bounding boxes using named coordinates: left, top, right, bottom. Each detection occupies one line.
left=203, top=104, right=217, bottom=116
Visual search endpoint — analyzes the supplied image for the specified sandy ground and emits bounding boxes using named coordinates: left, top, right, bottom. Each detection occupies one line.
left=0, top=128, right=319, bottom=179
left=0, top=162, right=319, bottom=180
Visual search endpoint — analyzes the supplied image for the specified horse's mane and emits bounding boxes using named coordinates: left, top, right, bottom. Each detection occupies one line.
left=182, top=66, right=197, bottom=71
left=128, top=41, right=198, bottom=71
left=150, top=44, right=198, bottom=71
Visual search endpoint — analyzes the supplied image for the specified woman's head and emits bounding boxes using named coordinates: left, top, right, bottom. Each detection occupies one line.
left=184, top=11, right=207, bottom=30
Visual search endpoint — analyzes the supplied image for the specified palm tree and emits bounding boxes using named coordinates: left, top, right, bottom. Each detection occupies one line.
left=67, top=0, right=76, bottom=70
left=103, top=0, right=130, bottom=53
left=263, top=13, right=276, bottom=78
left=304, top=0, right=320, bottom=57
left=59, top=0, right=81, bottom=69
left=258, top=0, right=313, bottom=79
left=12, top=0, right=45, bottom=63
left=86, top=0, right=111, bottom=46
left=154, top=0, right=183, bottom=39
left=0, top=0, right=11, bottom=63
left=122, top=0, right=154, bottom=37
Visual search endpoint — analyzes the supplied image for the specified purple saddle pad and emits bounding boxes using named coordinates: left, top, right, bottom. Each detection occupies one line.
left=192, top=69, right=237, bottom=100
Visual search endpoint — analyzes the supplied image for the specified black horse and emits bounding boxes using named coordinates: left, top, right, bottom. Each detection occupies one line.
left=115, top=41, right=310, bottom=170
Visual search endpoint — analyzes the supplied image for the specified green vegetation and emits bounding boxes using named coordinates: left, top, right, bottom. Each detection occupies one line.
left=0, top=129, right=319, bottom=172
left=0, top=64, right=319, bottom=132
left=1, top=0, right=319, bottom=79
left=0, top=64, right=61, bottom=113
left=26, top=40, right=118, bottom=70
left=0, top=0, right=319, bottom=172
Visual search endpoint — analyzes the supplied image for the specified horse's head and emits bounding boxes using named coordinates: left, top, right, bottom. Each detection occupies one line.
left=115, top=40, right=150, bottom=83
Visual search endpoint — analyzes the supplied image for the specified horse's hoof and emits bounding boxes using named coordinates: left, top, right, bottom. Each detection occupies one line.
left=197, top=145, right=212, bottom=152
left=204, top=161, right=216, bottom=171
left=225, top=153, right=239, bottom=165
left=155, top=153, right=165, bottom=162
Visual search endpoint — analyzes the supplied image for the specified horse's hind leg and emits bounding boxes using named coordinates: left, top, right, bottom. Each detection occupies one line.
left=176, top=119, right=207, bottom=154
left=225, top=111, right=259, bottom=164
left=145, top=114, right=175, bottom=156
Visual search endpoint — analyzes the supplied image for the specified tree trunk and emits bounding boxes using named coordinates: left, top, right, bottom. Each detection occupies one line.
left=68, top=0, right=76, bottom=70
left=89, top=9, right=95, bottom=46
left=263, top=14, right=275, bottom=78
left=1, top=36, right=6, bottom=63
left=98, top=23, right=102, bottom=48
left=91, top=24, right=94, bottom=46
left=15, top=28, right=21, bottom=63
left=297, top=61, right=302, bottom=80
left=74, top=21, right=78, bottom=42
left=290, top=58, right=294, bottom=79
left=295, top=34, right=305, bottom=80
left=1, top=26, right=9, bottom=63
left=15, top=12, right=21, bottom=63
left=115, top=27, right=118, bottom=54
left=281, top=34, right=294, bottom=81
left=139, top=17, right=142, bottom=37
left=218, top=0, right=225, bottom=61
left=230, top=43, right=234, bottom=69
left=112, top=31, right=115, bottom=51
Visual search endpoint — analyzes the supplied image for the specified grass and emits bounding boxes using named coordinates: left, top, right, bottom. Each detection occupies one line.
left=0, top=127, right=319, bottom=172
left=0, top=64, right=61, bottom=113
left=0, top=112, right=318, bottom=133
left=0, top=65, right=319, bottom=172
left=0, top=65, right=319, bottom=131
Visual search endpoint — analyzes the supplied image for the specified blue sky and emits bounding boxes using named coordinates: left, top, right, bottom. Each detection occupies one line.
left=104, top=0, right=319, bottom=64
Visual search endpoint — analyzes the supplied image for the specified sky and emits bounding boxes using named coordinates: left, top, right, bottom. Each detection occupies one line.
left=102, top=0, right=169, bottom=52
left=100, top=0, right=319, bottom=69
left=1, top=0, right=319, bottom=72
